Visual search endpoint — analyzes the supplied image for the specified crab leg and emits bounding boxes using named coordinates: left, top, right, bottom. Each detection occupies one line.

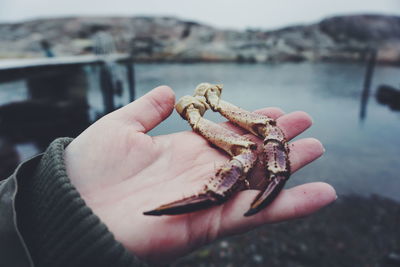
left=194, top=83, right=291, bottom=216
left=143, top=95, right=258, bottom=216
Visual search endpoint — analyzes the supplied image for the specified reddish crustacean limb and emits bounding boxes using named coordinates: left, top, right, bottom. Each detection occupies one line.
left=193, top=83, right=291, bottom=216
left=143, top=83, right=290, bottom=216
left=143, top=95, right=258, bottom=216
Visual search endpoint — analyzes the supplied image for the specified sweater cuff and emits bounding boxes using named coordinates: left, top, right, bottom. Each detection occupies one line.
left=16, top=138, right=146, bottom=267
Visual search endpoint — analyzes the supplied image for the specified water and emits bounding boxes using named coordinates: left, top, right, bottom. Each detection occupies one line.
left=132, top=62, right=400, bottom=201
left=0, top=62, right=399, bottom=201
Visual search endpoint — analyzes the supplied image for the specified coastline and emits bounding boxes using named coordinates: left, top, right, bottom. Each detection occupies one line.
left=1, top=14, right=399, bottom=64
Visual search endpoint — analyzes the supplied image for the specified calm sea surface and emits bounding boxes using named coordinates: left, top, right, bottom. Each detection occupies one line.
left=1, top=62, right=399, bottom=201
left=134, top=62, right=400, bottom=201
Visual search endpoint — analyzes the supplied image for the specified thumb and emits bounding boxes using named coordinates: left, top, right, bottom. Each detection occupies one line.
left=112, top=85, right=175, bottom=133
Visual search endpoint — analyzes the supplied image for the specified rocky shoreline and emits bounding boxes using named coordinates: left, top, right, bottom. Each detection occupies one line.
left=173, top=195, right=400, bottom=266
left=1, top=14, right=400, bottom=64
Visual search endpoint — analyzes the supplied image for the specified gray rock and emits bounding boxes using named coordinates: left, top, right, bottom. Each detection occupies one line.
left=0, top=14, right=399, bottom=63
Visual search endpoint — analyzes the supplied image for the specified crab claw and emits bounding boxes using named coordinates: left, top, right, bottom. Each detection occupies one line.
left=143, top=191, right=223, bottom=216
left=244, top=174, right=287, bottom=216
left=143, top=152, right=257, bottom=216
left=244, top=137, right=290, bottom=216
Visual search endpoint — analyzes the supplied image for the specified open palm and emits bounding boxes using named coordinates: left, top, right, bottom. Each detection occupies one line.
left=64, top=86, right=336, bottom=264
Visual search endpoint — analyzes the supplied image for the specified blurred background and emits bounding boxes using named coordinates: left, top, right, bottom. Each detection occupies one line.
left=1, top=0, right=399, bottom=266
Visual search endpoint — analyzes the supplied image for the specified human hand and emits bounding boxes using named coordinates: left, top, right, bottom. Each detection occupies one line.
left=64, top=85, right=336, bottom=264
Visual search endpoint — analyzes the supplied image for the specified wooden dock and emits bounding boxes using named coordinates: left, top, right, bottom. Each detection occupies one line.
left=0, top=54, right=131, bottom=82
left=0, top=54, right=135, bottom=113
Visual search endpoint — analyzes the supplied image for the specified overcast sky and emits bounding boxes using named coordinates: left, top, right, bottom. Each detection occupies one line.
left=1, top=0, right=400, bottom=30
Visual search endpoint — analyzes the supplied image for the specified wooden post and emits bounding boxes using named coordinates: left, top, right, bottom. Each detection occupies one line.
left=99, top=63, right=115, bottom=114
left=360, top=48, right=377, bottom=121
left=127, top=58, right=136, bottom=102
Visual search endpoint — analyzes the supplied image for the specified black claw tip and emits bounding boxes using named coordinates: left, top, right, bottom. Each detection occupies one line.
left=143, top=210, right=162, bottom=216
left=243, top=208, right=259, bottom=217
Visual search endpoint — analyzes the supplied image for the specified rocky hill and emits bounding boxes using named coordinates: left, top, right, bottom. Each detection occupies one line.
left=0, top=14, right=399, bottom=63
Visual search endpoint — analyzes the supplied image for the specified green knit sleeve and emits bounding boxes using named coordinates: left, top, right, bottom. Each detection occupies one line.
left=15, top=138, right=148, bottom=267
